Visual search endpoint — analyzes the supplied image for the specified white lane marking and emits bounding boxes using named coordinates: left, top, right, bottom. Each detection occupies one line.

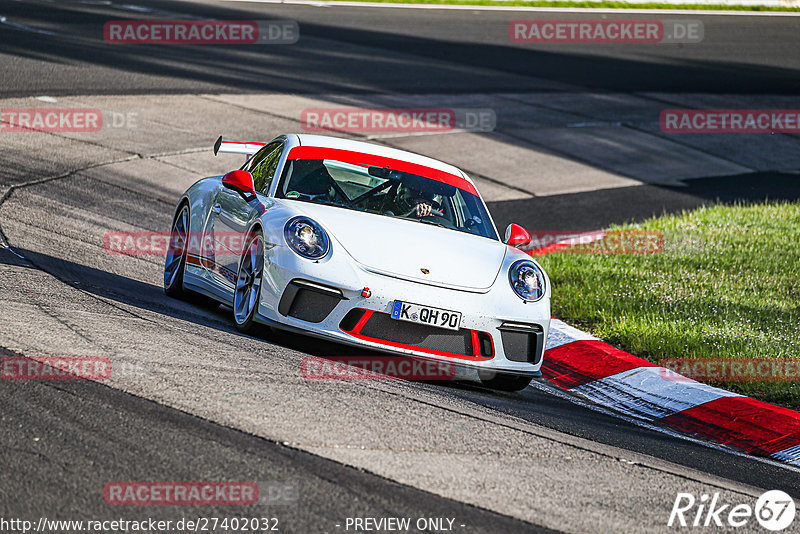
left=571, top=366, right=740, bottom=420
left=111, top=3, right=207, bottom=19
left=546, top=318, right=598, bottom=350
left=0, top=244, right=26, bottom=260
left=1, top=3, right=206, bottom=41
left=117, top=3, right=153, bottom=11
left=223, top=0, right=800, bottom=16
left=86, top=1, right=206, bottom=19
left=0, top=16, right=56, bottom=35
left=528, top=378, right=800, bottom=473
left=568, top=121, right=625, bottom=128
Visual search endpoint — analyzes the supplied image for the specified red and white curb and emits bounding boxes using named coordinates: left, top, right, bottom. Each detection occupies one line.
left=543, top=318, right=800, bottom=466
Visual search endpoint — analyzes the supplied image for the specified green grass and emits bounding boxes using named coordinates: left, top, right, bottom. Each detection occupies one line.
left=536, top=201, right=800, bottom=408
left=334, top=0, right=800, bottom=12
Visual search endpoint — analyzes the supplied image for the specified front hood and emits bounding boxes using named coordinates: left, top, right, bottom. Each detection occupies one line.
left=287, top=201, right=507, bottom=290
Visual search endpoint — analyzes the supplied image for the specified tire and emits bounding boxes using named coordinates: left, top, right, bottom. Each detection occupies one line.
left=479, top=371, right=533, bottom=392
left=233, top=229, right=265, bottom=334
left=164, top=203, right=190, bottom=298
left=164, top=202, right=220, bottom=310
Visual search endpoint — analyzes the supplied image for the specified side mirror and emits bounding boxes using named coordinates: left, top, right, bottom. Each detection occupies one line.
left=222, top=170, right=257, bottom=199
left=504, top=223, right=531, bottom=248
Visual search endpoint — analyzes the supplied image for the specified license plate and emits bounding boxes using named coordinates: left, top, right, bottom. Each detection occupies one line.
left=391, top=301, right=462, bottom=331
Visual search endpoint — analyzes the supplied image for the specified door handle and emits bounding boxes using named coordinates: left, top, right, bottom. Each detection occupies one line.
left=212, top=204, right=221, bottom=214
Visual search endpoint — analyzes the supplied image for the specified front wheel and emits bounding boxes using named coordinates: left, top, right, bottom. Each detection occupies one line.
left=479, top=371, right=533, bottom=392
left=233, top=230, right=265, bottom=334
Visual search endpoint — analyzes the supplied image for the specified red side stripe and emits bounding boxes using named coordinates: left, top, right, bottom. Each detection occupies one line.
left=543, top=340, right=656, bottom=389
left=287, top=146, right=479, bottom=196
left=659, top=396, right=800, bottom=455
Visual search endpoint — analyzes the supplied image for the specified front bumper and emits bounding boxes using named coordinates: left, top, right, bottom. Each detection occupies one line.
left=256, top=248, right=551, bottom=374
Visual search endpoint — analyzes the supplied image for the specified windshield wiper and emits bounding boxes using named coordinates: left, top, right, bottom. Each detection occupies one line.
left=418, top=219, right=446, bottom=228
left=308, top=197, right=345, bottom=207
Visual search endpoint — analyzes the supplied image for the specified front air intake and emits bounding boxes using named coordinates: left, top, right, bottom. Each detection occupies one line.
left=359, top=312, right=474, bottom=356
left=498, top=323, right=544, bottom=364
left=278, top=280, right=345, bottom=323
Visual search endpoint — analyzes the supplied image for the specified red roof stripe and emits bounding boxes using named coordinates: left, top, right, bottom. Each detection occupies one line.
left=287, top=146, right=478, bottom=196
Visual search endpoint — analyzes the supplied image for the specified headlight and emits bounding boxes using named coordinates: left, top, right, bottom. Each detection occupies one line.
left=284, top=217, right=330, bottom=259
left=508, top=260, right=546, bottom=301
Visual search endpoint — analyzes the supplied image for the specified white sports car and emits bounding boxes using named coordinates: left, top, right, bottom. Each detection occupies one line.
left=165, top=134, right=550, bottom=391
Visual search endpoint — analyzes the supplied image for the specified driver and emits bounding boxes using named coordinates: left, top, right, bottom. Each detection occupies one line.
left=390, top=183, right=442, bottom=218
left=287, top=159, right=335, bottom=200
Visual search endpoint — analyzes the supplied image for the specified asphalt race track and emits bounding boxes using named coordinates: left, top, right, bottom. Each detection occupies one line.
left=1, top=1, right=800, bottom=532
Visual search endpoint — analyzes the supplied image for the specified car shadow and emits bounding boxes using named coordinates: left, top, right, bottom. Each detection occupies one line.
left=2, top=246, right=355, bottom=355
left=1, top=246, right=544, bottom=393
left=4, top=247, right=495, bottom=381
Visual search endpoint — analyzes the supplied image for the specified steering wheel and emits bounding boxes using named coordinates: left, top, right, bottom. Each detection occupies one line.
left=400, top=206, right=445, bottom=218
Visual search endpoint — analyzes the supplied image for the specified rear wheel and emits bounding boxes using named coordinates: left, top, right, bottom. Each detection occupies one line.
left=164, top=203, right=219, bottom=309
left=164, top=204, right=190, bottom=297
left=479, top=371, right=533, bottom=392
left=233, top=230, right=265, bottom=334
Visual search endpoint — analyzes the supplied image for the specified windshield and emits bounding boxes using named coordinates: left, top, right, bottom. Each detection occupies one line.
left=275, top=158, right=498, bottom=240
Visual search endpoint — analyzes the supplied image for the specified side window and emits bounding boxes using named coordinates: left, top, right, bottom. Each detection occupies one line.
left=244, top=141, right=280, bottom=172
left=250, top=142, right=284, bottom=194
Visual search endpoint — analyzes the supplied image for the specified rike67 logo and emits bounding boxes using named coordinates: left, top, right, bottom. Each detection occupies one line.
left=669, top=490, right=796, bottom=531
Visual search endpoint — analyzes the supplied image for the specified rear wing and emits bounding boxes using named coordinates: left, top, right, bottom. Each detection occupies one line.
left=213, top=136, right=266, bottom=157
